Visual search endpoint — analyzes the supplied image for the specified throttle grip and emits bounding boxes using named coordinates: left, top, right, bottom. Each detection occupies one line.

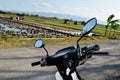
left=31, top=61, right=40, bottom=66
left=86, top=44, right=100, bottom=52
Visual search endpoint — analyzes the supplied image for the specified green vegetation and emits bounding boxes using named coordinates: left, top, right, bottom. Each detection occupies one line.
left=1, top=11, right=120, bottom=33
left=0, top=35, right=34, bottom=48
left=105, top=14, right=120, bottom=37
left=0, top=11, right=120, bottom=48
left=23, top=15, right=83, bottom=31
left=0, top=35, right=112, bottom=48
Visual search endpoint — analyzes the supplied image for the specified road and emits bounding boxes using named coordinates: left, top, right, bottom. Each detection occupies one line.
left=0, top=41, right=120, bottom=80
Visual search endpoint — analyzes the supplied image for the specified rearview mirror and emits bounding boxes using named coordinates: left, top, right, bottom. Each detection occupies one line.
left=34, top=40, right=44, bottom=48
left=81, top=18, right=97, bottom=36
left=77, top=18, right=97, bottom=46
left=34, top=39, right=49, bottom=56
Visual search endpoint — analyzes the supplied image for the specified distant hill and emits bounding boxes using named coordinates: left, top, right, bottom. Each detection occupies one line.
left=34, top=12, right=88, bottom=21
left=1, top=10, right=106, bottom=25
left=28, top=12, right=106, bottom=25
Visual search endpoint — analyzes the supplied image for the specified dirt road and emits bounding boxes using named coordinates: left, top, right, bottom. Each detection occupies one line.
left=0, top=41, right=120, bottom=80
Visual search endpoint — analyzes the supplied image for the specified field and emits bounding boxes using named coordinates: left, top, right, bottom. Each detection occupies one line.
left=1, top=13, right=120, bottom=35
left=0, top=13, right=120, bottom=48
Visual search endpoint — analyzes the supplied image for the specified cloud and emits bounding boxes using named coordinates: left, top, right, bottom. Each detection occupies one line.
left=33, top=3, right=52, bottom=8
left=100, top=9, right=108, bottom=13
left=0, top=6, right=4, bottom=10
left=58, top=6, right=110, bottom=22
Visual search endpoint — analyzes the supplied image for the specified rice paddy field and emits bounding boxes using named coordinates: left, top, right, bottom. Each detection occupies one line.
left=0, top=13, right=120, bottom=48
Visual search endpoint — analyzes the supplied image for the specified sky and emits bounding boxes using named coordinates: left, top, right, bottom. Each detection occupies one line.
left=0, top=0, right=120, bottom=23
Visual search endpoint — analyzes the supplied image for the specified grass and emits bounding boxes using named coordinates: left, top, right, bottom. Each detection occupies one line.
left=42, top=36, right=112, bottom=46
left=0, top=35, right=113, bottom=48
left=22, top=15, right=83, bottom=32
left=0, top=13, right=120, bottom=48
left=1, top=13, right=120, bottom=33
left=19, top=15, right=120, bottom=36
left=0, top=35, right=35, bottom=48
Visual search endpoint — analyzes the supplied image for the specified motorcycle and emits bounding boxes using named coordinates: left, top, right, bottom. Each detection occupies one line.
left=31, top=18, right=101, bottom=80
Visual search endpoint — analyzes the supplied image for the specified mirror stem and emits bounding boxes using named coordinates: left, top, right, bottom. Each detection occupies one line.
left=77, top=44, right=80, bottom=54
left=43, top=46, right=49, bottom=56
left=77, top=43, right=83, bottom=56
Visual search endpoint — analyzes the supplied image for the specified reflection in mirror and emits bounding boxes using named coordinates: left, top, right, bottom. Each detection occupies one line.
left=81, top=18, right=97, bottom=36
left=34, top=40, right=44, bottom=48
left=77, top=18, right=97, bottom=49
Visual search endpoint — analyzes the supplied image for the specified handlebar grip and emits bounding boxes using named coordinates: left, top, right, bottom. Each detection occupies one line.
left=31, top=61, right=40, bottom=66
left=80, top=44, right=100, bottom=58
left=86, top=44, right=100, bottom=52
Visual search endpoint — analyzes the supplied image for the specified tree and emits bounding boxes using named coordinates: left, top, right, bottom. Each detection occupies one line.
left=105, top=14, right=114, bottom=36
left=63, top=19, right=69, bottom=24
left=73, top=21, right=78, bottom=25
left=16, top=13, right=25, bottom=20
left=81, top=21, right=85, bottom=26
left=109, top=19, right=120, bottom=36
left=0, top=10, right=6, bottom=14
left=106, top=14, right=120, bottom=37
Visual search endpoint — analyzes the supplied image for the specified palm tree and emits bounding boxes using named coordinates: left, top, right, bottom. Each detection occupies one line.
left=110, top=20, right=120, bottom=37
left=105, top=14, right=114, bottom=36
left=106, top=14, right=120, bottom=37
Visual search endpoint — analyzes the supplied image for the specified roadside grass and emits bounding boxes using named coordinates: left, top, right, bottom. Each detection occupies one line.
left=42, top=36, right=111, bottom=45
left=0, top=35, right=112, bottom=48
left=0, top=36, right=35, bottom=48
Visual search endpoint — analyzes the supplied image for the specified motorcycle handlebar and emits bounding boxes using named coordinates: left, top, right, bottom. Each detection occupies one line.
left=31, top=45, right=100, bottom=67
left=31, top=61, right=40, bottom=66
left=80, top=44, right=100, bottom=59
left=85, top=44, right=100, bottom=53
left=31, top=58, right=46, bottom=67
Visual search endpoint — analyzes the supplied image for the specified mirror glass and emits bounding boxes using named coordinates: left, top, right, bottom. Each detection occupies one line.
left=81, top=18, right=97, bottom=35
left=34, top=40, right=44, bottom=48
